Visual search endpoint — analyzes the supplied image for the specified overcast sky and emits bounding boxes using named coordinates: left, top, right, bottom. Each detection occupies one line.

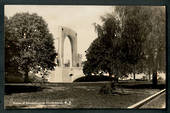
left=5, top=5, right=113, bottom=61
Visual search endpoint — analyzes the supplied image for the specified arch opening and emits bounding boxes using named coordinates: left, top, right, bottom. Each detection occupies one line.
left=63, top=36, right=72, bottom=67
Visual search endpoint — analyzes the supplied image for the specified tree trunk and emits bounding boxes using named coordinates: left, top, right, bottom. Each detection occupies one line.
left=109, top=72, right=116, bottom=90
left=133, top=73, right=136, bottom=80
left=148, top=71, right=151, bottom=81
left=99, top=72, right=114, bottom=94
left=152, top=51, right=158, bottom=87
left=24, top=69, right=29, bottom=83
left=133, top=65, right=136, bottom=80
left=108, top=72, right=112, bottom=78
left=108, top=72, right=113, bottom=82
left=114, top=75, right=119, bottom=83
left=152, top=71, right=157, bottom=86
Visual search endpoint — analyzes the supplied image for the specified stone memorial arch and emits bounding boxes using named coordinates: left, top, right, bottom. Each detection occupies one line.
left=57, top=26, right=78, bottom=67
left=48, top=26, right=84, bottom=83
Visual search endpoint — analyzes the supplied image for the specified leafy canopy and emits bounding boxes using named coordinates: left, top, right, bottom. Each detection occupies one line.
left=5, top=13, right=57, bottom=79
left=83, top=6, right=157, bottom=78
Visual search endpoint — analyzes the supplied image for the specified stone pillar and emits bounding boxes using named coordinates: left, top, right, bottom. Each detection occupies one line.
left=72, top=34, right=77, bottom=67
left=58, top=26, right=64, bottom=67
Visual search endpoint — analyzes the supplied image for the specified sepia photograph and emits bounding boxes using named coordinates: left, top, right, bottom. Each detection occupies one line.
left=4, top=5, right=166, bottom=109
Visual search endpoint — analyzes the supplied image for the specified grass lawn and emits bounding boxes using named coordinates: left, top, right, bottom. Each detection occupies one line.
left=4, top=82, right=164, bottom=109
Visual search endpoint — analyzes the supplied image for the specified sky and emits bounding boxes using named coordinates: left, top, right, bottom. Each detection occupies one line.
left=5, top=5, right=114, bottom=61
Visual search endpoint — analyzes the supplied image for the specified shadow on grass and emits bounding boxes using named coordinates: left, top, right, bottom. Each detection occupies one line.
left=5, top=85, right=44, bottom=95
left=74, top=76, right=165, bottom=90
left=118, top=84, right=166, bottom=89
left=74, top=75, right=114, bottom=82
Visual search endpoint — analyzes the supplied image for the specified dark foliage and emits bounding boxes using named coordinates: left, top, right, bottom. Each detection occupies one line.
left=5, top=13, right=57, bottom=82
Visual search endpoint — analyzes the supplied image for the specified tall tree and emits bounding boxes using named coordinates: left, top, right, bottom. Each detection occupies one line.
left=144, top=7, right=166, bottom=85
left=5, top=13, right=57, bottom=82
left=5, top=16, right=21, bottom=80
left=84, top=14, right=124, bottom=81
left=115, top=6, right=153, bottom=81
left=116, top=6, right=166, bottom=85
left=83, top=7, right=153, bottom=83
